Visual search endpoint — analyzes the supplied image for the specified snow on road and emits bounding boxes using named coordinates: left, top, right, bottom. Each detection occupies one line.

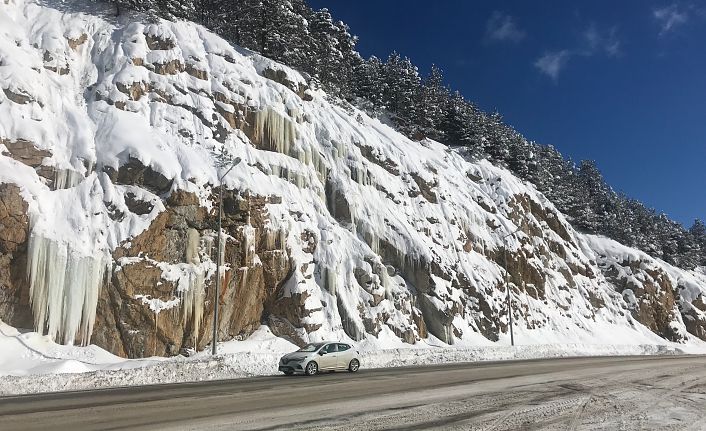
left=291, top=357, right=706, bottom=431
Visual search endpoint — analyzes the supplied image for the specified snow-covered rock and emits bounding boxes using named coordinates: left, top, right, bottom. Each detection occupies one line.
left=0, top=0, right=705, bottom=359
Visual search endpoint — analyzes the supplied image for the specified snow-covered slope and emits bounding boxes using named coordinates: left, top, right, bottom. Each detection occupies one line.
left=1, top=0, right=705, bottom=358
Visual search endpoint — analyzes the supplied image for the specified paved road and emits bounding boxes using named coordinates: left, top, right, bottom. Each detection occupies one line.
left=1, top=355, right=706, bottom=430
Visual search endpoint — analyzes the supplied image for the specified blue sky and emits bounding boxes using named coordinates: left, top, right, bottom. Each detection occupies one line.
left=308, top=1, right=706, bottom=227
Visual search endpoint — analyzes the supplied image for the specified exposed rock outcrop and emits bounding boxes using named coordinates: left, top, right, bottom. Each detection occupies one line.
left=92, top=191, right=293, bottom=357
left=0, top=184, right=32, bottom=329
left=1, top=139, right=51, bottom=168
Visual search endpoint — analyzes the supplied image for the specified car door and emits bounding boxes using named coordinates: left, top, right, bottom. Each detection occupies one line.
left=336, top=343, right=352, bottom=369
left=318, top=343, right=338, bottom=370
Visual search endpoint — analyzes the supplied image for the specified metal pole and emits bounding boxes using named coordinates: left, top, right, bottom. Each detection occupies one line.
left=212, top=158, right=241, bottom=356
left=212, top=184, right=223, bottom=355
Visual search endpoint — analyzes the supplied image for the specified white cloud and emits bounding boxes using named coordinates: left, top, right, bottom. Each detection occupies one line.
left=534, top=50, right=571, bottom=81
left=654, top=4, right=688, bottom=35
left=583, top=24, right=621, bottom=57
left=534, top=24, right=621, bottom=81
left=485, top=11, right=526, bottom=43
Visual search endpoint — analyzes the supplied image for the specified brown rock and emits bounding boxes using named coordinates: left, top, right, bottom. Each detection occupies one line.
left=0, top=184, right=32, bottom=329
left=145, top=33, right=175, bottom=51
left=357, top=143, right=400, bottom=176
left=104, top=157, right=173, bottom=195
left=261, top=67, right=309, bottom=99
left=1, top=138, right=51, bottom=168
left=601, top=260, right=683, bottom=342
left=185, top=63, right=208, bottom=80
left=116, top=81, right=148, bottom=101
left=3, top=88, right=35, bottom=105
left=152, top=60, right=185, bottom=75
left=410, top=172, right=438, bottom=204
left=0, top=184, right=29, bottom=254
left=98, top=189, right=294, bottom=358
left=67, top=34, right=88, bottom=50
left=124, top=192, right=154, bottom=215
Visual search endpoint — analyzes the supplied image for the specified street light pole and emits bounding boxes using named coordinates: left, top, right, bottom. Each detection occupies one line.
left=503, top=227, right=522, bottom=347
left=212, top=157, right=241, bottom=356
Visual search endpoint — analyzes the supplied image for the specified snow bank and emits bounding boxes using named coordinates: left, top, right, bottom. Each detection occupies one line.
left=0, top=321, right=162, bottom=377
left=0, top=321, right=699, bottom=396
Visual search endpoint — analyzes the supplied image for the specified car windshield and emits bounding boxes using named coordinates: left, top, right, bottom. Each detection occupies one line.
left=297, top=343, right=324, bottom=352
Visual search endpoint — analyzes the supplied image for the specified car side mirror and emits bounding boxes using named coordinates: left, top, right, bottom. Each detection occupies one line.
left=318, top=351, right=325, bottom=356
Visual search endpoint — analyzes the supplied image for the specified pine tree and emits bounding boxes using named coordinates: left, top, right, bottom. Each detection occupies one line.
left=439, top=92, right=480, bottom=151
left=507, top=138, right=536, bottom=181
left=383, top=52, right=421, bottom=135
left=690, top=219, right=706, bottom=265
left=415, top=65, right=448, bottom=140
left=482, top=112, right=511, bottom=163
left=353, top=56, right=386, bottom=113
left=308, top=9, right=360, bottom=97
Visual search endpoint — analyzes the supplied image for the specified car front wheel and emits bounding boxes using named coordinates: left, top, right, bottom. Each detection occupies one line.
left=348, top=359, right=360, bottom=372
left=305, top=361, right=318, bottom=376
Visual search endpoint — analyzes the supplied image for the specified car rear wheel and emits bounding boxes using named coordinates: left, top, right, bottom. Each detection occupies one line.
left=348, top=359, right=360, bottom=372
left=305, top=361, right=318, bottom=376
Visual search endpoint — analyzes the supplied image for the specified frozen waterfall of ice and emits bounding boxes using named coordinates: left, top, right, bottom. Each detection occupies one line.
left=27, top=235, right=111, bottom=346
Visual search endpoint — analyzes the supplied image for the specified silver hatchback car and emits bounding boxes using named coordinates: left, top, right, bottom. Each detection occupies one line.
left=279, top=342, right=361, bottom=376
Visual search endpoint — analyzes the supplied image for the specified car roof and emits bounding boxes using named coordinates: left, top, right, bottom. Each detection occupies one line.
left=308, top=341, right=352, bottom=346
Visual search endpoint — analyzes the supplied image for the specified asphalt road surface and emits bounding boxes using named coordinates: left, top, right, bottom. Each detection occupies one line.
left=2, top=355, right=706, bottom=430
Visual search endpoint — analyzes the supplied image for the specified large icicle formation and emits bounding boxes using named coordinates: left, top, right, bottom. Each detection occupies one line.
left=180, top=228, right=207, bottom=336
left=250, top=107, right=297, bottom=154
left=27, top=235, right=110, bottom=345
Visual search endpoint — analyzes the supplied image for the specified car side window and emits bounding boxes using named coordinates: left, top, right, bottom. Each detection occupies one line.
left=323, top=343, right=337, bottom=353
left=337, top=343, right=350, bottom=351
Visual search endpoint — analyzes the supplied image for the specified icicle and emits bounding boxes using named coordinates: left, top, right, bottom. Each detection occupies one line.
left=332, top=140, right=348, bottom=159
left=360, top=222, right=380, bottom=256
left=287, top=105, right=302, bottom=123
left=179, top=268, right=205, bottom=337
left=186, top=228, right=201, bottom=264
left=53, top=169, right=83, bottom=190
left=380, top=265, right=394, bottom=301
left=242, top=224, right=256, bottom=265
left=202, top=234, right=214, bottom=260
left=324, top=265, right=338, bottom=296
left=311, top=148, right=328, bottom=183
left=27, top=235, right=110, bottom=345
left=350, top=165, right=371, bottom=186
left=171, top=229, right=208, bottom=337
left=251, top=107, right=297, bottom=155
left=264, top=228, right=286, bottom=250
left=279, top=229, right=287, bottom=249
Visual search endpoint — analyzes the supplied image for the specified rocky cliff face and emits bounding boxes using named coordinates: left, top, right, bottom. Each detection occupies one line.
left=0, top=0, right=705, bottom=357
